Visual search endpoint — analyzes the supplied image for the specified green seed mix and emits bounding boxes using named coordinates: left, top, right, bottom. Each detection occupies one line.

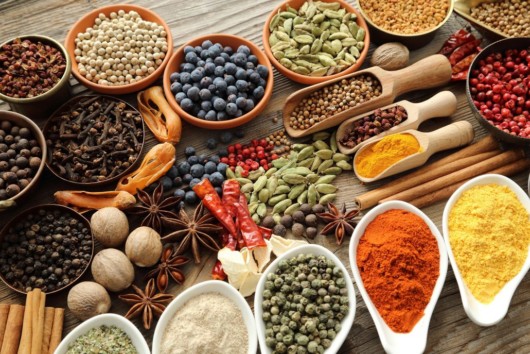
left=261, top=253, right=349, bottom=354
left=66, top=325, right=138, bottom=354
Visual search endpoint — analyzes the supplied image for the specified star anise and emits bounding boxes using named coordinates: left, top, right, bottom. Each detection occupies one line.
left=317, top=203, right=360, bottom=245
left=118, top=279, right=174, bottom=330
left=161, top=201, right=223, bottom=264
left=127, top=183, right=181, bottom=234
left=145, top=244, right=190, bottom=292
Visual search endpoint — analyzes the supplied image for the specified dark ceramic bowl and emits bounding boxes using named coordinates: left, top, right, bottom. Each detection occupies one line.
left=0, top=204, right=94, bottom=294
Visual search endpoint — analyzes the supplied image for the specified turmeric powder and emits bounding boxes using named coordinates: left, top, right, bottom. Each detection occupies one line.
left=448, top=183, right=530, bottom=303
left=355, top=133, right=421, bottom=178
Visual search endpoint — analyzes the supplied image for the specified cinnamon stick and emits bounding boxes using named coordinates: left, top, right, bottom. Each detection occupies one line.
left=17, top=291, right=34, bottom=354
left=31, top=290, right=45, bottom=354
left=0, top=305, right=10, bottom=349
left=0, top=305, right=24, bottom=354
left=408, top=158, right=530, bottom=208
left=380, top=149, right=525, bottom=204
left=41, top=308, right=54, bottom=354
left=48, top=308, right=64, bottom=354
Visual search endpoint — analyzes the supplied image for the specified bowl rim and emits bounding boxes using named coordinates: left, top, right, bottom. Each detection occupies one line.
left=349, top=200, right=448, bottom=354
left=262, top=0, right=371, bottom=85
left=53, top=313, right=151, bottom=354
left=0, top=203, right=94, bottom=295
left=152, top=280, right=257, bottom=354
left=42, top=94, right=145, bottom=187
left=162, top=33, right=274, bottom=130
left=442, top=173, right=530, bottom=326
left=64, top=3, right=173, bottom=94
left=355, top=0, right=454, bottom=37
left=254, top=243, right=356, bottom=354
left=0, top=110, right=47, bottom=204
left=0, top=35, right=72, bottom=103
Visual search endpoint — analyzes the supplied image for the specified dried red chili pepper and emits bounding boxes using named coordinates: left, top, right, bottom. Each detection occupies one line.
left=212, top=260, right=227, bottom=281
left=439, top=28, right=476, bottom=56
left=222, top=179, right=241, bottom=219
left=235, top=194, right=267, bottom=250
left=451, top=70, right=469, bottom=81
left=258, top=226, right=273, bottom=240
left=449, top=39, right=481, bottom=65
left=193, top=179, right=238, bottom=237
left=452, top=53, right=478, bottom=75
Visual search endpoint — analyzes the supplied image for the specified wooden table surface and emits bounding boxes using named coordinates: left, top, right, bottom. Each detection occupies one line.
left=1, top=0, right=530, bottom=353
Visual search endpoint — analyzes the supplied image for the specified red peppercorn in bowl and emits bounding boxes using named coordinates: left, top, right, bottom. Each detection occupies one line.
left=466, top=37, right=530, bottom=145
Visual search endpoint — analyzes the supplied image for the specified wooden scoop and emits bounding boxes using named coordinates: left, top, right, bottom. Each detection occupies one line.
left=354, top=121, right=475, bottom=183
left=337, top=91, right=458, bottom=155
left=283, top=54, right=452, bottom=138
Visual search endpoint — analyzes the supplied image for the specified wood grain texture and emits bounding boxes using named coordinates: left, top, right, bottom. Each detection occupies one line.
left=1, top=1, right=529, bottom=353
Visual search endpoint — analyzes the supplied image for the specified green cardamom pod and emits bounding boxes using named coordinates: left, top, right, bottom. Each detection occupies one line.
left=320, top=29, right=330, bottom=41
left=265, top=167, right=278, bottom=177
left=291, top=167, right=313, bottom=175
left=272, top=157, right=290, bottom=168
left=318, top=54, right=337, bottom=67
left=294, top=34, right=314, bottom=44
left=323, top=167, right=343, bottom=175
left=297, top=157, right=315, bottom=168
left=269, top=33, right=279, bottom=47
left=252, top=213, right=261, bottom=224
left=273, top=213, right=282, bottom=224
left=311, top=156, right=322, bottom=171
left=336, top=160, right=352, bottom=171
left=269, top=13, right=280, bottom=32
left=284, top=203, right=300, bottom=215
left=293, top=65, right=311, bottom=75
left=316, top=175, right=336, bottom=185
left=275, top=31, right=291, bottom=42
left=297, top=146, right=315, bottom=161
left=248, top=202, right=259, bottom=214
left=317, top=159, right=334, bottom=173
left=315, top=149, right=333, bottom=160
left=292, top=143, right=309, bottom=151
left=299, top=44, right=311, bottom=54
left=241, top=183, right=254, bottom=194
left=330, top=130, right=338, bottom=153
left=269, top=194, right=287, bottom=206
left=253, top=175, right=268, bottom=192
left=332, top=153, right=349, bottom=162
left=341, top=38, right=357, bottom=47
left=288, top=184, right=307, bottom=200
left=235, top=177, right=252, bottom=185
left=283, top=18, right=293, bottom=35
left=315, top=184, right=338, bottom=194
left=282, top=174, right=307, bottom=185
left=308, top=184, right=318, bottom=206
left=297, top=190, right=308, bottom=204
left=312, top=132, right=331, bottom=141
left=259, top=188, right=270, bottom=203
left=280, top=58, right=293, bottom=68
left=273, top=185, right=291, bottom=195
left=356, top=28, right=366, bottom=42
left=316, top=2, right=340, bottom=10
left=226, top=167, right=236, bottom=179
left=329, top=32, right=349, bottom=40
left=319, top=193, right=337, bottom=205
left=312, top=140, right=330, bottom=150
left=273, top=199, right=293, bottom=214
left=312, top=13, right=325, bottom=23
left=307, top=173, right=319, bottom=184
left=310, top=67, right=328, bottom=76
left=248, top=169, right=264, bottom=181
left=280, top=11, right=297, bottom=18
left=250, top=191, right=259, bottom=203
left=257, top=203, right=267, bottom=218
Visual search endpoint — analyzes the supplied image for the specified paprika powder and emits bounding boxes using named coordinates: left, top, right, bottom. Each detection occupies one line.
left=357, top=209, right=439, bottom=333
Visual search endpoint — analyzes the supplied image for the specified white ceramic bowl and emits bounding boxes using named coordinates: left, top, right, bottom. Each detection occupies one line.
left=254, top=244, right=356, bottom=354
left=349, top=201, right=448, bottom=354
left=54, top=313, right=150, bottom=354
left=152, top=280, right=257, bottom=354
left=442, top=174, right=530, bottom=326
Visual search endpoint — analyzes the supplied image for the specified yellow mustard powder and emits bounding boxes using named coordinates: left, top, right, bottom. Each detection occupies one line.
left=448, top=183, right=530, bottom=303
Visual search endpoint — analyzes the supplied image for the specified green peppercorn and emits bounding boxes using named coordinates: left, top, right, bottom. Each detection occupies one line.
left=265, top=280, right=274, bottom=290
left=266, top=337, right=277, bottom=347
left=307, top=341, right=318, bottom=353
left=276, top=341, right=287, bottom=353
left=263, top=312, right=272, bottom=322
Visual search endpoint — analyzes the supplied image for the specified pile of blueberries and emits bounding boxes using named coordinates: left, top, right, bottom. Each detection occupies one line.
left=158, top=147, right=227, bottom=205
left=169, top=40, right=269, bottom=121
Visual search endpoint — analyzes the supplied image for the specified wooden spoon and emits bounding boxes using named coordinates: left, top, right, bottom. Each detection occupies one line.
left=354, top=121, right=475, bottom=183
left=283, top=54, right=452, bottom=138
left=336, top=91, right=458, bottom=155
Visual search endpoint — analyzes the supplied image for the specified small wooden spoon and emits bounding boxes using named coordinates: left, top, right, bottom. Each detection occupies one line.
left=283, top=54, right=452, bottom=138
left=354, top=121, right=475, bottom=183
left=337, top=91, right=458, bottom=155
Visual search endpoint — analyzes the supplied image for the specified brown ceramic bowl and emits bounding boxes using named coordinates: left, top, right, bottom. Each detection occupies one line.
left=0, top=35, right=72, bottom=120
left=262, top=0, right=370, bottom=85
left=356, top=0, right=453, bottom=50
left=0, top=111, right=47, bottom=211
left=65, top=4, right=173, bottom=94
left=0, top=204, right=94, bottom=294
left=43, top=94, right=145, bottom=186
left=162, top=33, right=274, bottom=130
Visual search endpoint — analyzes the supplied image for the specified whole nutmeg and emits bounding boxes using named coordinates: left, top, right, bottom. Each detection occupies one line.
left=91, top=248, right=134, bottom=292
left=125, top=226, right=163, bottom=267
left=90, top=207, right=129, bottom=247
left=370, top=42, right=409, bottom=70
left=67, top=281, right=111, bottom=320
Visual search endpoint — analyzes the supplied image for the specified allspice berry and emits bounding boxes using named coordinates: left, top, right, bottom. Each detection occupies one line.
left=262, top=215, right=276, bottom=229
left=280, top=214, right=293, bottom=228
left=273, top=224, right=287, bottom=236
left=90, top=207, right=129, bottom=247
left=299, top=203, right=312, bottom=215
left=305, top=214, right=318, bottom=227
left=306, top=227, right=318, bottom=239
left=312, top=204, right=325, bottom=214
left=293, top=211, right=306, bottom=224
left=292, top=223, right=305, bottom=237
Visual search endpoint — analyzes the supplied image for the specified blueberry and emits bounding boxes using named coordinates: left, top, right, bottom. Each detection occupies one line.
left=214, top=78, right=227, bottom=92
left=170, top=81, right=183, bottom=94
left=175, top=92, right=186, bottom=103
left=201, top=100, right=213, bottom=111
left=225, top=62, right=237, bottom=75
left=237, top=92, right=248, bottom=99
left=220, top=52, right=230, bottom=61
left=188, top=155, right=200, bottom=165
left=209, top=155, right=221, bottom=164
left=208, top=45, right=221, bottom=58
left=185, top=190, right=199, bottom=204
left=204, top=161, right=217, bottom=174
left=232, top=53, right=247, bottom=67
left=217, top=162, right=228, bottom=174
left=182, top=83, right=192, bottom=94
left=210, top=172, right=225, bottom=187
left=213, top=98, right=227, bottom=111
left=185, top=51, right=198, bottom=64
left=180, top=98, right=194, bottom=111
left=200, top=50, right=210, bottom=60
left=253, top=86, right=265, bottom=100
left=179, top=72, right=191, bottom=84
left=235, top=68, right=248, bottom=80
left=182, top=173, right=193, bottom=184
left=202, top=40, right=213, bottom=49
left=189, top=177, right=201, bottom=188
left=197, top=110, right=206, bottom=119
left=200, top=76, right=213, bottom=89
left=205, top=110, right=217, bottom=121
left=226, top=102, right=238, bottom=116
left=204, top=62, right=216, bottom=75
left=183, top=63, right=195, bottom=73
left=227, top=94, right=237, bottom=104
left=257, top=65, right=269, bottom=79
left=201, top=174, right=211, bottom=181
left=160, top=176, right=173, bottom=190
left=191, top=104, right=201, bottom=116
left=208, top=84, right=217, bottom=93
left=191, top=69, right=203, bottom=82
left=198, top=154, right=208, bottom=163
left=170, top=72, right=181, bottom=82
left=236, top=97, right=247, bottom=108
left=207, top=138, right=218, bottom=150
left=258, top=78, right=267, bottom=88
left=197, top=60, right=206, bottom=67
left=235, top=109, right=243, bottom=117
left=226, top=85, right=238, bottom=96
left=184, top=46, right=195, bottom=54
left=236, top=80, right=249, bottom=92
left=174, top=188, right=186, bottom=199
left=224, top=75, right=236, bottom=86
left=167, top=165, right=179, bottom=179
left=248, top=54, right=258, bottom=66
left=218, top=147, right=228, bottom=157
left=197, top=89, right=210, bottom=102
left=214, top=186, right=223, bottom=196
left=173, top=177, right=183, bottom=188
left=185, top=147, right=196, bottom=157
left=237, top=45, right=251, bottom=56
left=213, top=56, right=225, bottom=66
left=187, top=86, right=200, bottom=101
left=178, top=161, right=191, bottom=174
left=179, top=63, right=186, bottom=71
left=220, top=131, right=234, bottom=143
left=217, top=111, right=228, bottom=121
left=224, top=46, right=234, bottom=55
left=244, top=99, right=255, bottom=112
left=214, top=66, right=225, bottom=76
left=249, top=72, right=261, bottom=84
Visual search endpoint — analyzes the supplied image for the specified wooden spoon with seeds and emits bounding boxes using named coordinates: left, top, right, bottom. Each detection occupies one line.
left=283, top=54, right=452, bottom=138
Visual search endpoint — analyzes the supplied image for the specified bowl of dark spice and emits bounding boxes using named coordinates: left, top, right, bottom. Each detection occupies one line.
left=54, top=313, right=149, bottom=354
left=0, top=203, right=94, bottom=294
left=254, top=244, right=356, bottom=354
left=43, top=95, right=145, bottom=186
left=0, top=35, right=72, bottom=119
left=152, top=280, right=257, bottom=354
left=0, top=110, right=47, bottom=210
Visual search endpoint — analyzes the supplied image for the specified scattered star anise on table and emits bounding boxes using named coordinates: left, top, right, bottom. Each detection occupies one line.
left=118, top=278, right=174, bottom=330
left=127, top=183, right=181, bottom=234
left=317, top=203, right=360, bottom=245
left=145, top=244, right=190, bottom=292
left=161, top=201, right=223, bottom=264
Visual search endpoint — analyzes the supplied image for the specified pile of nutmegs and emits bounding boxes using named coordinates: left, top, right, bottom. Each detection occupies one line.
left=262, top=203, right=325, bottom=239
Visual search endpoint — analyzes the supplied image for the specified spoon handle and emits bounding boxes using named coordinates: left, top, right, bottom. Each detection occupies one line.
left=425, top=121, right=475, bottom=154
left=414, top=91, right=457, bottom=123
left=390, top=55, right=452, bottom=97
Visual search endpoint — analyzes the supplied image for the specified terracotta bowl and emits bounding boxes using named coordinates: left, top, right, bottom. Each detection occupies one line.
left=162, top=33, right=274, bottom=130
left=0, top=111, right=47, bottom=211
left=262, top=0, right=370, bottom=85
left=64, top=4, right=173, bottom=95
left=0, top=204, right=94, bottom=294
